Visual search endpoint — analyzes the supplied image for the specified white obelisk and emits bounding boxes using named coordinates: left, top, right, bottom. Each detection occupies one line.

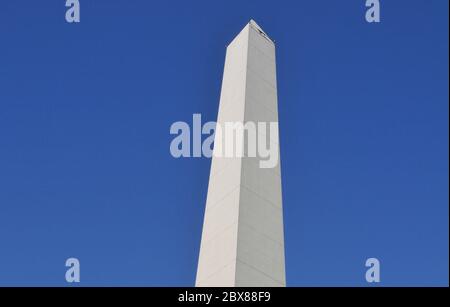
left=196, top=20, right=285, bottom=287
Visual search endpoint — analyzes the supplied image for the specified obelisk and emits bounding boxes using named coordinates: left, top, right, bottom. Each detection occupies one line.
left=196, top=20, right=285, bottom=287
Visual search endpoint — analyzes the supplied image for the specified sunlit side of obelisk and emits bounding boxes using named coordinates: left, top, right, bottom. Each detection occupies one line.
left=196, top=20, right=285, bottom=287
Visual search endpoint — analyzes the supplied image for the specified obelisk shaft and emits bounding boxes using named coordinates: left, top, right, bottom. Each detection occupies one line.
left=196, top=20, right=285, bottom=287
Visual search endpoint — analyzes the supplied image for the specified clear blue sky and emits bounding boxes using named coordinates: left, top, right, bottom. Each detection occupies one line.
left=0, top=1, right=448, bottom=286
